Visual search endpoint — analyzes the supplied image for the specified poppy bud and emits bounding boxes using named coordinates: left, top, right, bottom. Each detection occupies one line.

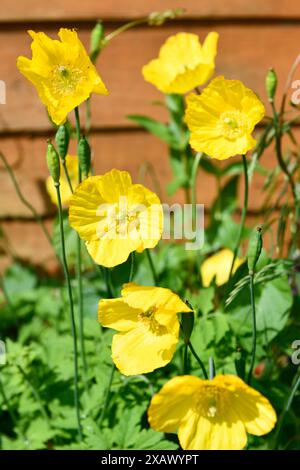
left=181, top=308, right=194, bottom=344
left=266, top=68, right=277, bottom=103
left=46, top=141, right=60, bottom=184
left=90, top=22, right=104, bottom=63
left=247, top=226, right=263, bottom=275
left=55, top=125, right=70, bottom=162
left=148, top=8, right=185, bottom=26
left=77, top=135, right=91, bottom=179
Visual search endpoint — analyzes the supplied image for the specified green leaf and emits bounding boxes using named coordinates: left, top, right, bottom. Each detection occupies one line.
left=227, top=276, right=293, bottom=346
left=127, top=115, right=175, bottom=146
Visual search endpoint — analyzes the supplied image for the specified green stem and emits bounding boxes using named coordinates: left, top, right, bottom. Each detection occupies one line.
left=183, top=343, right=189, bottom=374
left=74, top=108, right=88, bottom=381
left=129, top=252, right=135, bottom=282
left=191, top=152, right=203, bottom=231
left=62, top=160, right=74, bottom=193
left=55, top=182, right=82, bottom=441
left=98, top=364, right=115, bottom=427
left=146, top=249, right=158, bottom=285
left=0, top=151, right=52, bottom=248
left=247, top=274, right=257, bottom=384
left=209, top=356, right=216, bottom=380
left=187, top=341, right=208, bottom=379
left=103, top=19, right=147, bottom=46
left=229, top=154, right=248, bottom=279
left=274, top=367, right=300, bottom=449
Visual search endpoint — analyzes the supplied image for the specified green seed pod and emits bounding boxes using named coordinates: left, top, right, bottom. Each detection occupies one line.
left=181, top=308, right=194, bottom=344
left=247, top=226, right=263, bottom=274
left=55, top=125, right=70, bottom=161
left=90, top=22, right=104, bottom=63
left=46, top=141, right=60, bottom=183
left=77, top=136, right=91, bottom=178
left=266, top=68, right=277, bottom=103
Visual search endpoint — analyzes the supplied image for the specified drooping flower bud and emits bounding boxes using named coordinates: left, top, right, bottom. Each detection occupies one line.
left=46, top=141, right=60, bottom=184
left=77, top=135, right=91, bottom=179
left=148, top=8, right=185, bottom=26
left=55, top=125, right=70, bottom=162
left=266, top=68, right=277, bottom=103
left=90, top=22, right=105, bottom=63
left=247, top=226, right=263, bottom=275
left=181, top=304, right=194, bottom=344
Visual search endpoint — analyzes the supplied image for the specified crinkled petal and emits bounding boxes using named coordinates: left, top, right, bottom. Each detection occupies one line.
left=98, top=298, right=140, bottom=331
left=178, top=408, right=247, bottom=450
left=112, top=323, right=178, bottom=375
left=148, top=376, right=201, bottom=433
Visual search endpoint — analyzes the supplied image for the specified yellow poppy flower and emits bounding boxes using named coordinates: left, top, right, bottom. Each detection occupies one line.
left=148, top=374, right=276, bottom=450
left=185, top=76, right=265, bottom=159
left=98, top=283, right=192, bottom=375
left=17, top=28, right=108, bottom=125
left=46, top=154, right=78, bottom=207
left=69, top=169, right=163, bottom=267
left=201, top=249, right=244, bottom=287
left=142, top=32, right=218, bottom=94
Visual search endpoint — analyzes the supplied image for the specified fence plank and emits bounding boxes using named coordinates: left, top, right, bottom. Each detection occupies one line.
left=0, top=24, right=298, bottom=133
left=0, top=0, right=300, bottom=22
left=0, top=128, right=289, bottom=219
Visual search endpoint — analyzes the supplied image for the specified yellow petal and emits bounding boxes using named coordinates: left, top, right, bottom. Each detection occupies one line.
left=200, top=249, right=244, bottom=287
left=98, top=169, right=132, bottom=203
left=178, top=408, right=247, bottom=450
left=148, top=376, right=201, bottom=433
left=86, top=236, right=140, bottom=267
left=98, top=298, right=140, bottom=331
left=143, top=32, right=218, bottom=94
left=121, top=283, right=191, bottom=316
left=111, top=322, right=178, bottom=375
left=201, top=32, right=219, bottom=63
left=46, top=155, right=78, bottom=206
left=69, top=176, right=105, bottom=242
left=17, top=28, right=108, bottom=125
left=214, top=375, right=277, bottom=436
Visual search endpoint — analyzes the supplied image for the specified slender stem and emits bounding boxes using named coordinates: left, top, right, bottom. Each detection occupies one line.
left=146, top=249, right=158, bottom=285
left=209, top=356, right=216, bottom=380
left=191, top=152, right=203, bottom=230
left=103, top=19, right=147, bottom=45
left=0, top=152, right=52, bottom=248
left=187, top=341, right=208, bottom=379
left=55, top=182, right=82, bottom=441
left=77, top=236, right=88, bottom=379
left=62, top=160, right=74, bottom=193
left=247, top=274, right=257, bottom=384
left=98, top=265, right=114, bottom=298
left=183, top=343, right=189, bottom=374
left=74, top=108, right=88, bottom=381
left=129, top=252, right=135, bottom=282
left=274, top=367, right=300, bottom=449
left=85, top=98, right=92, bottom=136
left=98, top=364, right=115, bottom=427
left=229, top=154, right=248, bottom=279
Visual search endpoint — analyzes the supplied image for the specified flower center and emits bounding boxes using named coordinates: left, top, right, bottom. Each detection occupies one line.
left=218, top=111, right=247, bottom=140
left=138, top=306, right=163, bottom=333
left=194, top=385, right=224, bottom=419
left=50, top=64, right=86, bottom=97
